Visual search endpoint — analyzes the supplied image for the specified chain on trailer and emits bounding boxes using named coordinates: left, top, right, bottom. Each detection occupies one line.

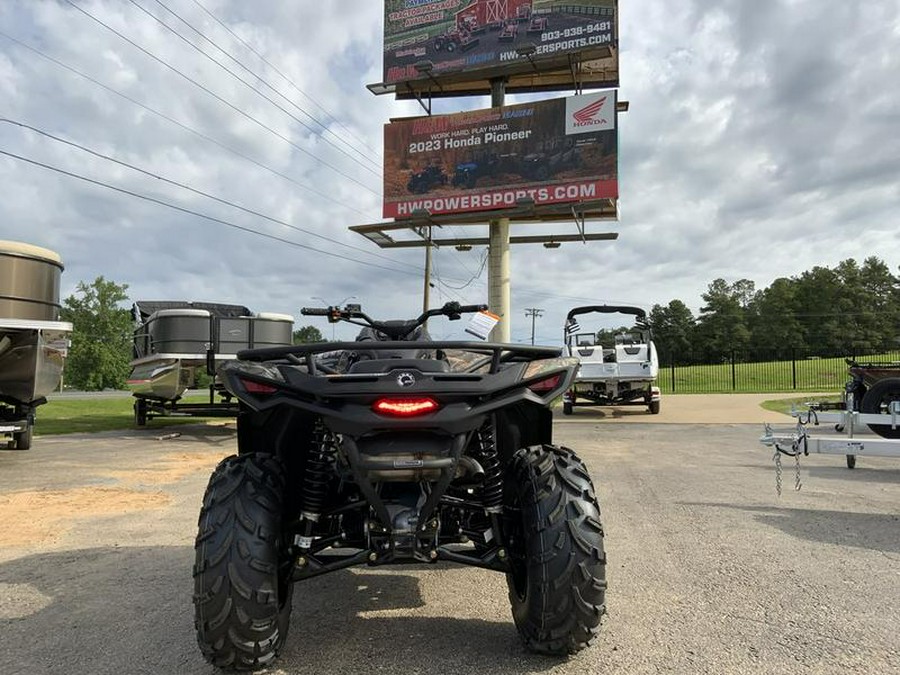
left=765, top=421, right=808, bottom=497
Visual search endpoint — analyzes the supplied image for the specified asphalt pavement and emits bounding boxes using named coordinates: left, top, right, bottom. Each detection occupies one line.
left=0, top=402, right=898, bottom=674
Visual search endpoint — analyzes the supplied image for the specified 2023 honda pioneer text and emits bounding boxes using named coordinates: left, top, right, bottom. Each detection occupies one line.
left=193, top=302, right=607, bottom=670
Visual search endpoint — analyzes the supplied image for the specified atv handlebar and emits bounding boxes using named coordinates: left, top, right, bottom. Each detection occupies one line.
left=300, top=307, right=331, bottom=316
left=300, top=301, right=489, bottom=339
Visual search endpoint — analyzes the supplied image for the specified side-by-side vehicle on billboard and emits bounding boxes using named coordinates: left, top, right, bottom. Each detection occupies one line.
left=383, top=90, right=617, bottom=218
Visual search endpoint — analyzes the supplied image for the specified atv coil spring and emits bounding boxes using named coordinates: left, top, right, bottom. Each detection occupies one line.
left=478, top=417, right=503, bottom=511
left=300, top=421, right=337, bottom=519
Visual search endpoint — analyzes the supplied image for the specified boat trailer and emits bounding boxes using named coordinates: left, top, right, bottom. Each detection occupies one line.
left=760, top=392, right=900, bottom=493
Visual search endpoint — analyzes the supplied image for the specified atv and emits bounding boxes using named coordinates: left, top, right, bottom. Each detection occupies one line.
left=407, top=164, right=448, bottom=193
left=451, top=152, right=502, bottom=189
left=519, top=143, right=581, bottom=181
left=193, top=301, right=607, bottom=670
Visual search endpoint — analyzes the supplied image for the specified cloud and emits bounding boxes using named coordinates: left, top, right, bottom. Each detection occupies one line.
left=0, top=0, right=898, bottom=343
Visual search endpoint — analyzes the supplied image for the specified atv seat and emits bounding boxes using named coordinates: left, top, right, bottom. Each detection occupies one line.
left=347, top=358, right=451, bottom=374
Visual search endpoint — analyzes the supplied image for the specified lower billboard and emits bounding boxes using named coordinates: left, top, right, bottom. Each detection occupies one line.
left=383, top=91, right=618, bottom=219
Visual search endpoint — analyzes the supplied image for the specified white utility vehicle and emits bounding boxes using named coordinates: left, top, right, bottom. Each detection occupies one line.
left=561, top=305, right=660, bottom=415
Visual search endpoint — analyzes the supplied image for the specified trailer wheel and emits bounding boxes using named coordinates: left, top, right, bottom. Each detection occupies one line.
left=12, top=424, right=32, bottom=450
left=846, top=454, right=856, bottom=469
left=648, top=400, right=660, bottom=415
left=503, top=445, right=606, bottom=655
left=860, top=377, right=900, bottom=439
left=134, top=399, right=148, bottom=427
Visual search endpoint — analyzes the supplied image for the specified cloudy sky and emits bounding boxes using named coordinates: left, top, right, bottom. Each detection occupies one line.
left=1, top=0, right=898, bottom=344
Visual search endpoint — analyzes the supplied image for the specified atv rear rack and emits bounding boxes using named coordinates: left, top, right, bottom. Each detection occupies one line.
left=238, top=341, right=561, bottom=375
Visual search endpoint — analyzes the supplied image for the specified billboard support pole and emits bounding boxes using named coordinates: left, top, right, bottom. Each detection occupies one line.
left=423, top=226, right=432, bottom=315
left=488, top=76, right=510, bottom=343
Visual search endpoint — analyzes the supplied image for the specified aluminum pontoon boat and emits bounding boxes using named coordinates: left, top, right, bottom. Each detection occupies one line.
left=128, top=301, right=293, bottom=424
left=0, top=240, right=73, bottom=450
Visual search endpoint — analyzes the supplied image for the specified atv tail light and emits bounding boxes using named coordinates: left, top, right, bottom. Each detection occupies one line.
left=373, top=397, right=440, bottom=417
left=527, top=373, right=563, bottom=393
left=241, top=378, right=278, bottom=394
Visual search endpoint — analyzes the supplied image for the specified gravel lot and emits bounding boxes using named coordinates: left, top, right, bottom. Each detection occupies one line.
left=0, top=399, right=898, bottom=674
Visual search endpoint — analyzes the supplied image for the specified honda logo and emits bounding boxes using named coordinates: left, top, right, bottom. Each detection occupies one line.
left=572, top=97, right=608, bottom=127
left=565, top=93, right=615, bottom=135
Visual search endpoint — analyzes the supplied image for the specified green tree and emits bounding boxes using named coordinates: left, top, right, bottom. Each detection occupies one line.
left=792, top=265, right=843, bottom=352
left=748, top=277, right=803, bottom=352
left=60, top=277, right=132, bottom=390
left=648, top=300, right=696, bottom=363
left=594, top=325, right=631, bottom=347
left=695, top=279, right=753, bottom=356
left=293, top=325, right=325, bottom=344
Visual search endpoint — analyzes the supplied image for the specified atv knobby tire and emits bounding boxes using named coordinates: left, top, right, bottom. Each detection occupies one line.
left=504, top=444, right=606, bottom=655
left=194, top=454, right=293, bottom=671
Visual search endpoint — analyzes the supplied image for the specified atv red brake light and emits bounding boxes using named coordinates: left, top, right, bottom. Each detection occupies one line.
left=527, top=373, right=563, bottom=393
left=241, top=378, right=278, bottom=394
left=372, top=397, right=440, bottom=417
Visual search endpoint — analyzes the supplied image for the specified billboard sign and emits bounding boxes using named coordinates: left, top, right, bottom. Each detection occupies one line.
left=382, top=0, right=617, bottom=89
left=383, top=91, right=617, bottom=219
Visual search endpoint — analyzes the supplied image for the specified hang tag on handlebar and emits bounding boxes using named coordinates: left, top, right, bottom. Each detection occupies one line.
left=464, top=310, right=500, bottom=340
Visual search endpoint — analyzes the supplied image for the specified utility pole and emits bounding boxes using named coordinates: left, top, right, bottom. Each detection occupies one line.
left=525, top=307, right=544, bottom=345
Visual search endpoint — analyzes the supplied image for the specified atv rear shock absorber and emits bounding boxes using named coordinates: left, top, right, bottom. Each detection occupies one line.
left=296, top=420, right=337, bottom=549
left=476, top=416, right=506, bottom=550
left=478, top=417, right=503, bottom=512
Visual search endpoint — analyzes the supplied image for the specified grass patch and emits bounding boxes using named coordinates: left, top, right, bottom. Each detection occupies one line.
left=34, top=394, right=223, bottom=436
left=659, top=350, right=899, bottom=394
left=759, top=394, right=843, bottom=416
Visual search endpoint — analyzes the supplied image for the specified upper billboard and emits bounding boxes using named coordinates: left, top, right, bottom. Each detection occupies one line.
left=382, top=0, right=618, bottom=93
left=383, top=91, right=617, bottom=219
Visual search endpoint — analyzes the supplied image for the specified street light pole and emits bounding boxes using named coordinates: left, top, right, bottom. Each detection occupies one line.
left=311, top=295, right=356, bottom=340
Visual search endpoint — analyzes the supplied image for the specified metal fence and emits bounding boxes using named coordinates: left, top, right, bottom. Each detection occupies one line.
left=658, top=346, right=900, bottom=394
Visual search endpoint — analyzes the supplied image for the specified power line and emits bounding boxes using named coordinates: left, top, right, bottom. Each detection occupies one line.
left=60, top=0, right=381, bottom=197
left=435, top=248, right=489, bottom=291
left=0, top=118, right=421, bottom=273
left=190, top=0, right=383, bottom=160
left=129, top=0, right=382, bottom=177
left=0, top=148, right=420, bottom=278
left=151, top=0, right=381, bottom=172
left=0, top=30, right=373, bottom=219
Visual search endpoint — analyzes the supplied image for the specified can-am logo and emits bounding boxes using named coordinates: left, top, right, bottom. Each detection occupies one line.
left=572, top=97, right=608, bottom=127
left=565, top=93, right=615, bottom=135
